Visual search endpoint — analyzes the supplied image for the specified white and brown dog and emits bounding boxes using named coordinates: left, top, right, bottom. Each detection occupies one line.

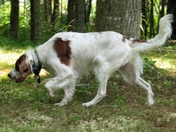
left=8, top=14, right=173, bottom=107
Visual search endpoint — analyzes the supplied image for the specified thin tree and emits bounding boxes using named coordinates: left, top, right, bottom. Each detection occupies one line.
left=67, top=0, right=86, bottom=32
left=160, top=0, right=165, bottom=17
left=149, top=0, right=154, bottom=38
left=141, top=0, right=147, bottom=39
left=167, top=0, right=176, bottom=39
left=51, top=0, right=59, bottom=30
left=67, top=0, right=75, bottom=31
left=44, top=0, right=51, bottom=23
left=10, top=0, right=19, bottom=39
left=30, top=0, right=41, bottom=41
left=85, top=0, right=92, bottom=30
left=75, top=0, right=86, bottom=32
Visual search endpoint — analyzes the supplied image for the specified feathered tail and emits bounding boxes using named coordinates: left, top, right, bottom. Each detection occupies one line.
left=131, top=14, right=173, bottom=55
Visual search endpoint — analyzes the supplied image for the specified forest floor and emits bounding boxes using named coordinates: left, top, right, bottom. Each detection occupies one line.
left=0, top=38, right=176, bottom=132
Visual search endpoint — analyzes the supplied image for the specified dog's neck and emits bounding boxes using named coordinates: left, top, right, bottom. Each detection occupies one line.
left=34, top=50, right=42, bottom=67
left=32, top=50, right=42, bottom=83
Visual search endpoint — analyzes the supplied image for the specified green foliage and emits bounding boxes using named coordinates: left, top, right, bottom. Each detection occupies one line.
left=0, top=0, right=165, bottom=42
left=0, top=2, right=11, bottom=36
left=0, top=1, right=69, bottom=42
left=0, top=36, right=35, bottom=51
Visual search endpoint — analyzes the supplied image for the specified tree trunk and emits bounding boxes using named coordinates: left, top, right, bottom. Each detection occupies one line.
left=67, top=0, right=75, bottom=31
left=44, top=0, right=51, bottom=23
left=30, top=0, right=41, bottom=41
left=149, top=0, right=154, bottom=38
left=67, top=0, right=86, bottom=32
left=160, top=0, right=165, bottom=17
left=85, top=0, right=92, bottom=30
left=10, top=0, right=19, bottom=39
left=141, top=0, right=147, bottom=38
left=51, top=0, right=59, bottom=28
left=75, top=0, right=86, bottom=32
left=167, top=0, right=176, bottom=39
left=96, top=0, right=141, bottom=38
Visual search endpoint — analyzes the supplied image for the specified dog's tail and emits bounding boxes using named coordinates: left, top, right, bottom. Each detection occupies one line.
left=131, top=14, right=173, bottom=55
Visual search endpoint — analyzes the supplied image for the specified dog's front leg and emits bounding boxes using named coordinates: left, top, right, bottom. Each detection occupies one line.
left=55, top=85, right=75, bottom=106
left=45, top=73, right=75, bottom=106
left=45, top=78, right=57, bottom=98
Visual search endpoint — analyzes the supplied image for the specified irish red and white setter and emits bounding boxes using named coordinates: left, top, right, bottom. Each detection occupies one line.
left=8, top=14, right=173, bottom=107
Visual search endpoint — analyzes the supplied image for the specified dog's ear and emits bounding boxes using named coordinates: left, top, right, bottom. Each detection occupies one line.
left=15, top=54, right=33, bottom=76
left=15, top=54, right=26, bottom=71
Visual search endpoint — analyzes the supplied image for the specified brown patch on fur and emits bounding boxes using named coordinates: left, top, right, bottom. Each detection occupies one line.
left=132, top=39, right=146, bottom=43
left=122, top=36, right=146, bottom=44
left=54, top=38, right=71, bottom=66
left=15, top=54, right=26, bottom=71
left=122, top=36, right=130, bottom=42
left=15, top=54, right=30, bottom=75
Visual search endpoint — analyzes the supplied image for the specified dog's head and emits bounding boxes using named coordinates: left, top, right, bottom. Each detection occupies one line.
left=8, top=54, right=33, bottom=83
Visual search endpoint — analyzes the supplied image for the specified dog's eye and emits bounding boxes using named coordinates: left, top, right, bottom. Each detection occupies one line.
left=24, top=68, right=28, bottom=72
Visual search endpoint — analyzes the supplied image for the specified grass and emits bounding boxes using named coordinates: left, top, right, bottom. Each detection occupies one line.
left=0, top=37, right=176, bottom=132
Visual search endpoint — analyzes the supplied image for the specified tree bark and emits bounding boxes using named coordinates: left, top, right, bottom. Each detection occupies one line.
left=167, top=0, right=176, bottom=39
left=160, top=0, right=165, bottom=17
left=141, top=0, right=147, bottom=38
left=51, top=0, right=59, bottom=27
left=44, top=0, right=51, bottom=23
left=10, top=0, right=19, bottom=39
left=85, top=0, right=92, bottom=30
left=96, top=0, right=141, bottom=38
left=67, top=0, right=75, bottom=31
left=67, top=0, right=86, bottom=32
left=75, top=0, right=86, bottom=32
left=30, top=0, right=41, bottom=41
left=149, top=0, right=154, bottom=38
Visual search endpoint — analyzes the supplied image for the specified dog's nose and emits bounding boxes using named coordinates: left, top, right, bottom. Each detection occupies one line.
left=8, top=73, right=16, bottom=80
left=8, top=73, right=11, bottom=78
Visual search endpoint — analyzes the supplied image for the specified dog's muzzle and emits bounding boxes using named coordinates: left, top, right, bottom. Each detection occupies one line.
left=8, top=72, right=25, bottom=83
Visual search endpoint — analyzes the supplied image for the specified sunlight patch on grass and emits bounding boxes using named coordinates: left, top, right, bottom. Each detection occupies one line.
left=152, top=57, right=176, bottom=71
left=0, top=51, right=21, bottom=65
left=0, top=51, right=21, bottom=76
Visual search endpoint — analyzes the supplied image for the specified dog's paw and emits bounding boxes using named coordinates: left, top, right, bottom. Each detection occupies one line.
left=82, top=102, right=92, bottom=107
left=55, top=101, right=68, bottom=106
left=148, top=100, right=154, bottom=106
left=146, top=100, right=154, bottom=106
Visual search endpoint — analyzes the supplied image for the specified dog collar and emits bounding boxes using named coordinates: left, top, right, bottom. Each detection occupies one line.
left=33, top=50, right=42, bottom=83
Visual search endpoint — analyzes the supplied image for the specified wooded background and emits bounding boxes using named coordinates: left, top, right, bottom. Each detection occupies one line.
left=0, top=0, right=176, bottom=42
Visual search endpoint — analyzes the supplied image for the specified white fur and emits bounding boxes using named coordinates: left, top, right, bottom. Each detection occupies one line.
left=9, top=14, right=173, bottom=107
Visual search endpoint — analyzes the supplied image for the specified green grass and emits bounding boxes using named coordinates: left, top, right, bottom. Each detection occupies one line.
left=0, top=37, right=176, bottom=132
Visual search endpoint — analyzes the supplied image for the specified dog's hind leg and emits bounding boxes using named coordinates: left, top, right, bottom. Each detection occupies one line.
left=136, top=77, right=154, bottom=105
left=119, top=62, right=154, bottom=105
